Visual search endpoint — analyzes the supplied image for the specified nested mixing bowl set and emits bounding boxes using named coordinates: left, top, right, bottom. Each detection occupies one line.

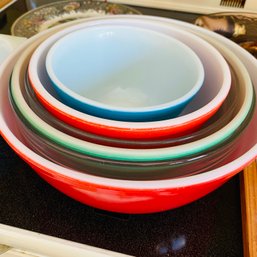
left=1, top=15, right=257, bottom=214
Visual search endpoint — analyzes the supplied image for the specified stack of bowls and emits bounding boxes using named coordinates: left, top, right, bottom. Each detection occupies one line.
left=1, top=15, right=257, bottom=214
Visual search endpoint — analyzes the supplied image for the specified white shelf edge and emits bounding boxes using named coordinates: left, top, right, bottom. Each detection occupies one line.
left=0, top=224, right=133, bottom=257
left=0, top=0, right=17, bottom=13
left=108, top=0, right=257, bottom=14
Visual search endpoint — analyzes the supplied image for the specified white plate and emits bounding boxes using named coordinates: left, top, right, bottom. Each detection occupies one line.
left=11, top=0, right=141, bottom=38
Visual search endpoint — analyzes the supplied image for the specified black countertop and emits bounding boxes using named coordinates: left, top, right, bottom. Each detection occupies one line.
left=0, top=2, right=244, bottom=256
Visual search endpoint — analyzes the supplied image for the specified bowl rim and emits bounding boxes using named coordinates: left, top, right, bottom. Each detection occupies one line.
left=27, top=18, right=231, bottom=139
left=1, top=15, right=257, bottom=189
left=23, top=64, right=241, bottom=149
left=45, top=24, right=205, bottom=115
left=11, top=17, right=253, bottom=162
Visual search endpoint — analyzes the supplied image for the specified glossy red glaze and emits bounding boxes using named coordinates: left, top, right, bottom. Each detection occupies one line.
left=33, top=88, right=221, bottom=140
left=3, top=119, right=250, bottom=213
left=31, top=162, right=230, bottom=214
left=2, top=131, right=236, bottom=214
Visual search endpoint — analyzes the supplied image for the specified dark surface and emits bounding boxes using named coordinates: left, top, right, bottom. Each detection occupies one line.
left=0, top=2, right=243, bottom=257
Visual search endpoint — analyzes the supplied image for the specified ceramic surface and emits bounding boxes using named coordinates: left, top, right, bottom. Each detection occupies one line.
left=10, top=92, right=254, bottom=180
left=10, top=59, right=254, bottom=180
left=14, top=116, right=249, bottom=180
left=20, top=19, right=252, bottom=162
left=28, top=18, right=231, bottom=141
left=45, top=25, right=204, bottom=121
left=1, top=16, right=257, bottom=214
left=11, top=32, right=252, bottom=171
left=23, top=67, right=239, bottom=149
left=11, top=0, right=141, bottom=38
